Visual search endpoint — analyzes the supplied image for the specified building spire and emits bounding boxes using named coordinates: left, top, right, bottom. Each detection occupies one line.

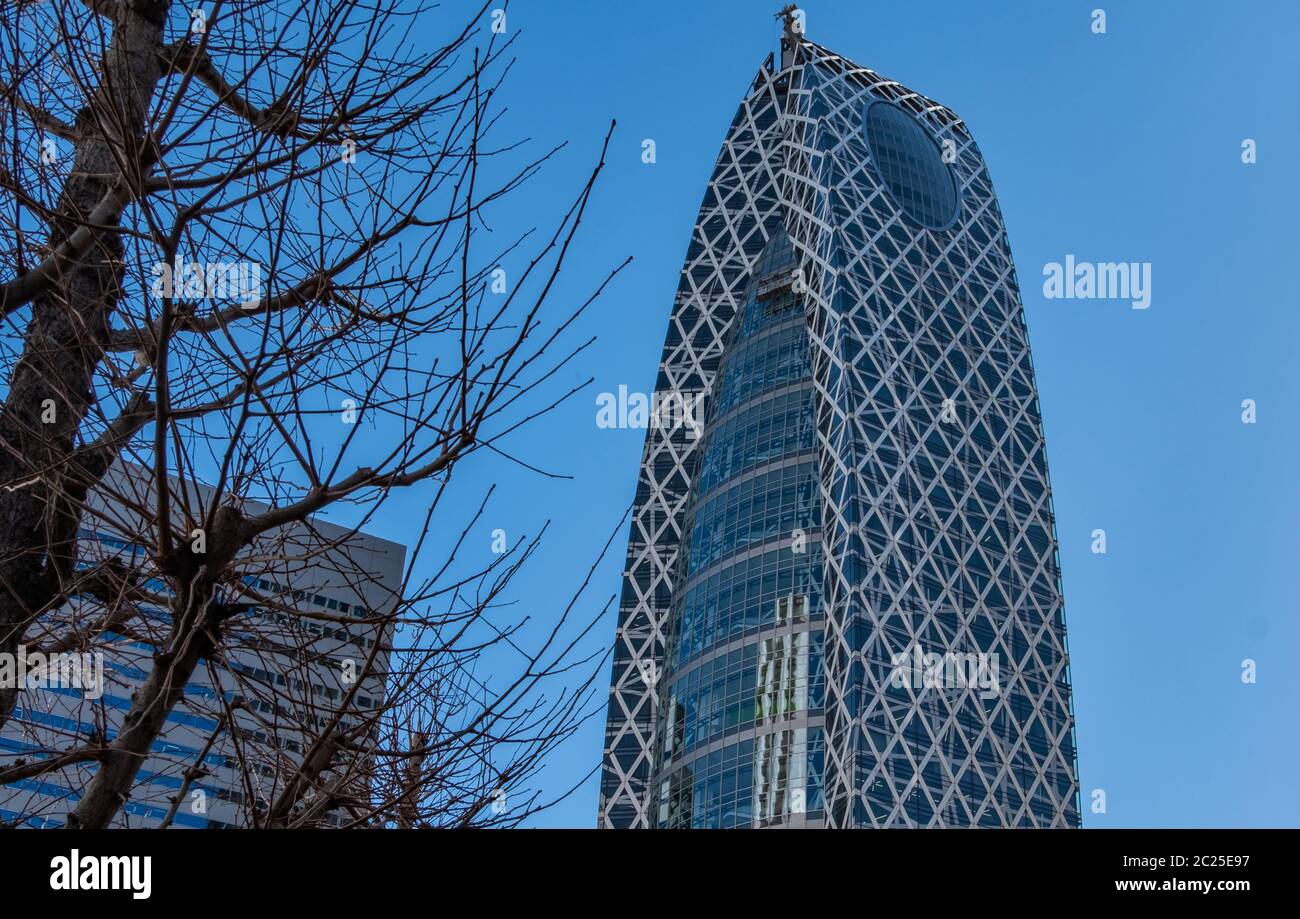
left=775, top=4, right=803, bottom=69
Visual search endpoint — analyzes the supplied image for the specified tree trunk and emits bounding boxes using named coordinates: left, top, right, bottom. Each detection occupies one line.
left=0, top=1, right=169, bottom=728
left=65, top=607, right=210, bottom=829
left=67, top=579, right=223, bottom=828
left=67, top=504, right=245, bottom=828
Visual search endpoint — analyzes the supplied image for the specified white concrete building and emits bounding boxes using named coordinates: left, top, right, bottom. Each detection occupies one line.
left=0, top=465, right=405, bottom=828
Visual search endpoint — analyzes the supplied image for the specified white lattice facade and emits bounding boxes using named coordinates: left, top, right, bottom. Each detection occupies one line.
left=599, top=31, right=1079, bottom=830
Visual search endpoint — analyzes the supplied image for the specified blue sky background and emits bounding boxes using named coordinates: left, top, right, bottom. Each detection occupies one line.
left=352, top=0, right=1300, bottom=827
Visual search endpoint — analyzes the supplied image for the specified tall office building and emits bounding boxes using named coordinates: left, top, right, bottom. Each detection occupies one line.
left=599, top=20, right=1079, bottom=829
left=0, top=464, right=404, bottom=828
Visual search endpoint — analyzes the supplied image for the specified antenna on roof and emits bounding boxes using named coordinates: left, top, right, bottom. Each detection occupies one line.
left=775, top=4, right=804, bottom=69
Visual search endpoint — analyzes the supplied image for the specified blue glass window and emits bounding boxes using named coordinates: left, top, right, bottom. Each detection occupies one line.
left=684, top=462, right=819, bottom=576
left=864, top=101, right=959, bottom=229
left=670, top=544, right=823, bottom=666
left=694, top=388, right=816, bottom=496
left=712, top=321, right=811, bottom=417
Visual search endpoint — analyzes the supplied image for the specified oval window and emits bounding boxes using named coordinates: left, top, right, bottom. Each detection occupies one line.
left=863, top=101, right=959, bottom=230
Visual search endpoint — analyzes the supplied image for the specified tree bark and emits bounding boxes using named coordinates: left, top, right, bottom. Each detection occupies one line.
left=67, top=504, right=245, bottom=828
left=66, top=583, right=224, bottom=828
left=0, top=1, right=169, bottom=728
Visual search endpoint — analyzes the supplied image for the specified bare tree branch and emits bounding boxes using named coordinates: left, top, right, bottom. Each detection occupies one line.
left=0, top=0, right=621, bottom=832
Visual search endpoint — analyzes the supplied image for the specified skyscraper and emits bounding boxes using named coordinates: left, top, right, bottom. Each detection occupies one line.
left=599, top=18, right=1080, bottom=829
left=0, top=464, right=403, bottom=828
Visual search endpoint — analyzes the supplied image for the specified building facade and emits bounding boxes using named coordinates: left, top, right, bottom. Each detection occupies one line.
left=0, top=466, right=404, bottom=828
left=599, top=25, right=1079, bottom=829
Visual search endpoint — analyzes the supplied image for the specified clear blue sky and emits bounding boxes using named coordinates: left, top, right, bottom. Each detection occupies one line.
left=355, top=0, right=1300, bottom=827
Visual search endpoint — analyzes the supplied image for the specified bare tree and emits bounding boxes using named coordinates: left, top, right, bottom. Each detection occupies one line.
left=0, top=0, right=624, bottom=828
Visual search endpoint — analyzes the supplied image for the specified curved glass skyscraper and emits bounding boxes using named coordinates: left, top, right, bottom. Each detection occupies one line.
left=600, top=22, right=1079, bottom=829
left=653, top=228, right=826, bottom=829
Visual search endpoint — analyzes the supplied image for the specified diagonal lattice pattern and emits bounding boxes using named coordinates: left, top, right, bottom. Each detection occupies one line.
left=597, top=55, right=790, bottom=829
left=599, top=35, right=1079, bottom=830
